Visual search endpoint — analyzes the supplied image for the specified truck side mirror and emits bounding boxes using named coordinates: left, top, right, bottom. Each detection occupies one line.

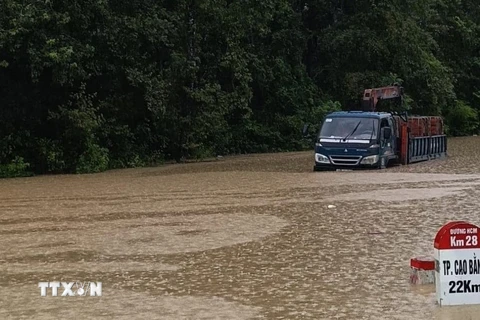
left=382, top=127, right=392, bottom=140
left=302, top=124, right=310, bottom=137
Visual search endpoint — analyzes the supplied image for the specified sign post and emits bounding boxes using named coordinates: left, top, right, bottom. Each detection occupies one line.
left=434, top=221, right=480, bottom=306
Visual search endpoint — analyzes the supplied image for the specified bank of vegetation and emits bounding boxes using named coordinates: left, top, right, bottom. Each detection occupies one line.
left=1, top=0, right=479, bottom=177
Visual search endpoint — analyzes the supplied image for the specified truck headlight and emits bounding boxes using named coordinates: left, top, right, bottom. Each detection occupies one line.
left=360, top=155, right=379, bottom=164
left=315, top=153, right=330, bottom=164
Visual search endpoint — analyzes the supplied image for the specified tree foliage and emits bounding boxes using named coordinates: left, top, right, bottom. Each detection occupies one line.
left=0, top=0, right=479, bottom=176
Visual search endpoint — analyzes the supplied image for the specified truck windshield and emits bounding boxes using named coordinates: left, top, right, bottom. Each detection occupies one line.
left=319, top=117, right=379, bottom=140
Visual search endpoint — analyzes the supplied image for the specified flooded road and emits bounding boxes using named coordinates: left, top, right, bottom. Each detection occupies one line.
left=1, top=136, right=480, bottom=319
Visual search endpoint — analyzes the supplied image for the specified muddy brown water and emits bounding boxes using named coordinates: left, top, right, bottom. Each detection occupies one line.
left=1, top=136, right=480, bottom=319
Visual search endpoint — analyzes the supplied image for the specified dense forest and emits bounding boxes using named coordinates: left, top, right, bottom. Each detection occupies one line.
left=1, top=0, right=479, bottom=177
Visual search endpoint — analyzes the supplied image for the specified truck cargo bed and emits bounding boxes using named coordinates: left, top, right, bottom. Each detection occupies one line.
left=394, top=115, right=447, bottom=165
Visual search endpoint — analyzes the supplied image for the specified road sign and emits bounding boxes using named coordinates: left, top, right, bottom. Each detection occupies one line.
left=410, top=257, right=435, bottom=285
left=434, top=221, right=480, bottom=306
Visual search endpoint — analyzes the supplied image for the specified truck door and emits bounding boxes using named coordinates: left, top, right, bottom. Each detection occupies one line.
left=380, top=118, right=394, bottom=158
left=387, top=117, right=396, bottom=154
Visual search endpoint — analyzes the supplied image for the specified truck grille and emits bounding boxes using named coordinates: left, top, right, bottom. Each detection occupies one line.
left=329, top=155, right=362, bottom=165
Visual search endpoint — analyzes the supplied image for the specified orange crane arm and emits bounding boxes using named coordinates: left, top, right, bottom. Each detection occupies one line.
left=362, top=85, right=404, bottom=111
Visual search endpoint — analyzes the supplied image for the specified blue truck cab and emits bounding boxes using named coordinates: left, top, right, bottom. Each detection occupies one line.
left=313, top=111, right=397, bottom=171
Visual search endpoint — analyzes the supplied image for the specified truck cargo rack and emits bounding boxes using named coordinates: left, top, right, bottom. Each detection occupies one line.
left=396, top=114, right=447, bottom=165
left=408, top=135, right=447, bottom=164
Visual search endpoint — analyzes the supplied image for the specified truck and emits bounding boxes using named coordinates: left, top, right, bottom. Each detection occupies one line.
left=307, top=85, right=447, bottom=171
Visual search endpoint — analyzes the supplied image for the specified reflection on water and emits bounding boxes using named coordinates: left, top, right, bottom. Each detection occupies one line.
left=1, top=136, right=480, bottom=319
